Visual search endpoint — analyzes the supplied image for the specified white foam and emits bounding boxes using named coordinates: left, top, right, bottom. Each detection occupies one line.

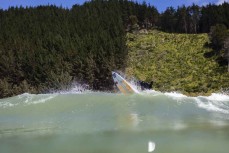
left=25, top=95, right=57, bottom=104
left=204, top=93, right=229, bottom=101
left=18, top=92, right=31, bottom=99
left=17, top=93, right=57, bottom=106
left=0, top=101, right=15, bottom=108
left=136, top=89, right=229, bottom=114
left=134, top=88, right=188, bottom=99
left=195, top=98, right=229, bottom=114
left=140, top=90, right=161, bottom=95
left=56, top=83, right=90, bottom=94
left=164, top=92, right=187, bottom=98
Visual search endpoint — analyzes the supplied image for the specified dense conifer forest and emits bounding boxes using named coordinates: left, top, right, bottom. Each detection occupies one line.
left=0, top=0, right=229, bottom=98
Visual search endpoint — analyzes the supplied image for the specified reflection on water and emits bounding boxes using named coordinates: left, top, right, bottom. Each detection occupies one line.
left=0, top=92, right=229, bottom=153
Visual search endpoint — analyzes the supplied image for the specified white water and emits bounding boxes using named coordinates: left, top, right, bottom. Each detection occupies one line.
left=1, top=76, right=229, bottom=116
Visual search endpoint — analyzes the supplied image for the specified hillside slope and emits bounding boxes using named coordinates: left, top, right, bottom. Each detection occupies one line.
left=126, top=30, right=229, bottom=95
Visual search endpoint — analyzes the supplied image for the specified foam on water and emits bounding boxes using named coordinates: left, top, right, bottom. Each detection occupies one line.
left=54, top=83, right=91, bottom=94
left=170, top=93, right=228, bottom=115
left=164, top=92, right=187, bottom=98
left=0, top=83, right=90, bottom=109
left=204, top=93, right=229, bottom=101
left=139, top=89, right=161, bottom=96
left=134, top=85, right=229, bottom=115
left=195, top=98, right=228, bottom=114
left=18, top=93, right=57, bottom=104
left=0, top=101, right=14, bottom=108
left=125, top=71, right=229, bottom=114
left=0, top=93, right=57, bottom=108
left=1, top=78, right=229, bottom=116
left=195, top=97, right=229, bottom=114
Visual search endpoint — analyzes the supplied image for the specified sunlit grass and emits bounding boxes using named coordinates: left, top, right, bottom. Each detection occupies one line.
left=126, top=30, right=229, bottom=95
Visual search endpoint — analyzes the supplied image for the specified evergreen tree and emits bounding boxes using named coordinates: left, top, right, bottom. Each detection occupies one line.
left=209, top=24, right=228, bottom=51
left=176, top=5, right=188, bottom=33
left=188, top=4, right=200, bottom=33
left=160, top=7, right=177, bottom=32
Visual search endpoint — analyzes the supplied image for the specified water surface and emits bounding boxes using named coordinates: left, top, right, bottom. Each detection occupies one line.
left=0, top=91, right=229, bottom=153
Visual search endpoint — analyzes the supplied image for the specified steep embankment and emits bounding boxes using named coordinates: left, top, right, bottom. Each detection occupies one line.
left=126, top=30, right=229, bottom=95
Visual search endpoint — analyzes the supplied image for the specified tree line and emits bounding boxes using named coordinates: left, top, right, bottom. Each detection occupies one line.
left=115, top=1, right=229, bottom=34
left=159, top=3, right=229, bottom=33
left=0, top=0, right=229, bottom=98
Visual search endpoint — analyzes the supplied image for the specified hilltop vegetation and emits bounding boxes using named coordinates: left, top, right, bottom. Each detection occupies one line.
left=126, top=30, right=229, bottom=95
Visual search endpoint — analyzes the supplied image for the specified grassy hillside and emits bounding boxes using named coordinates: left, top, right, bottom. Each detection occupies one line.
left=126, top=30, right=229, bottom=95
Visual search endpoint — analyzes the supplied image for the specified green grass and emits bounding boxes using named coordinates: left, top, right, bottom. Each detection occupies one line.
left=126, top=30, right=229, bottom=95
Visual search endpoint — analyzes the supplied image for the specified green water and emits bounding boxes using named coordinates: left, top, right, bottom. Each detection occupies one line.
left=0, top=91, right=229, bottom=153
